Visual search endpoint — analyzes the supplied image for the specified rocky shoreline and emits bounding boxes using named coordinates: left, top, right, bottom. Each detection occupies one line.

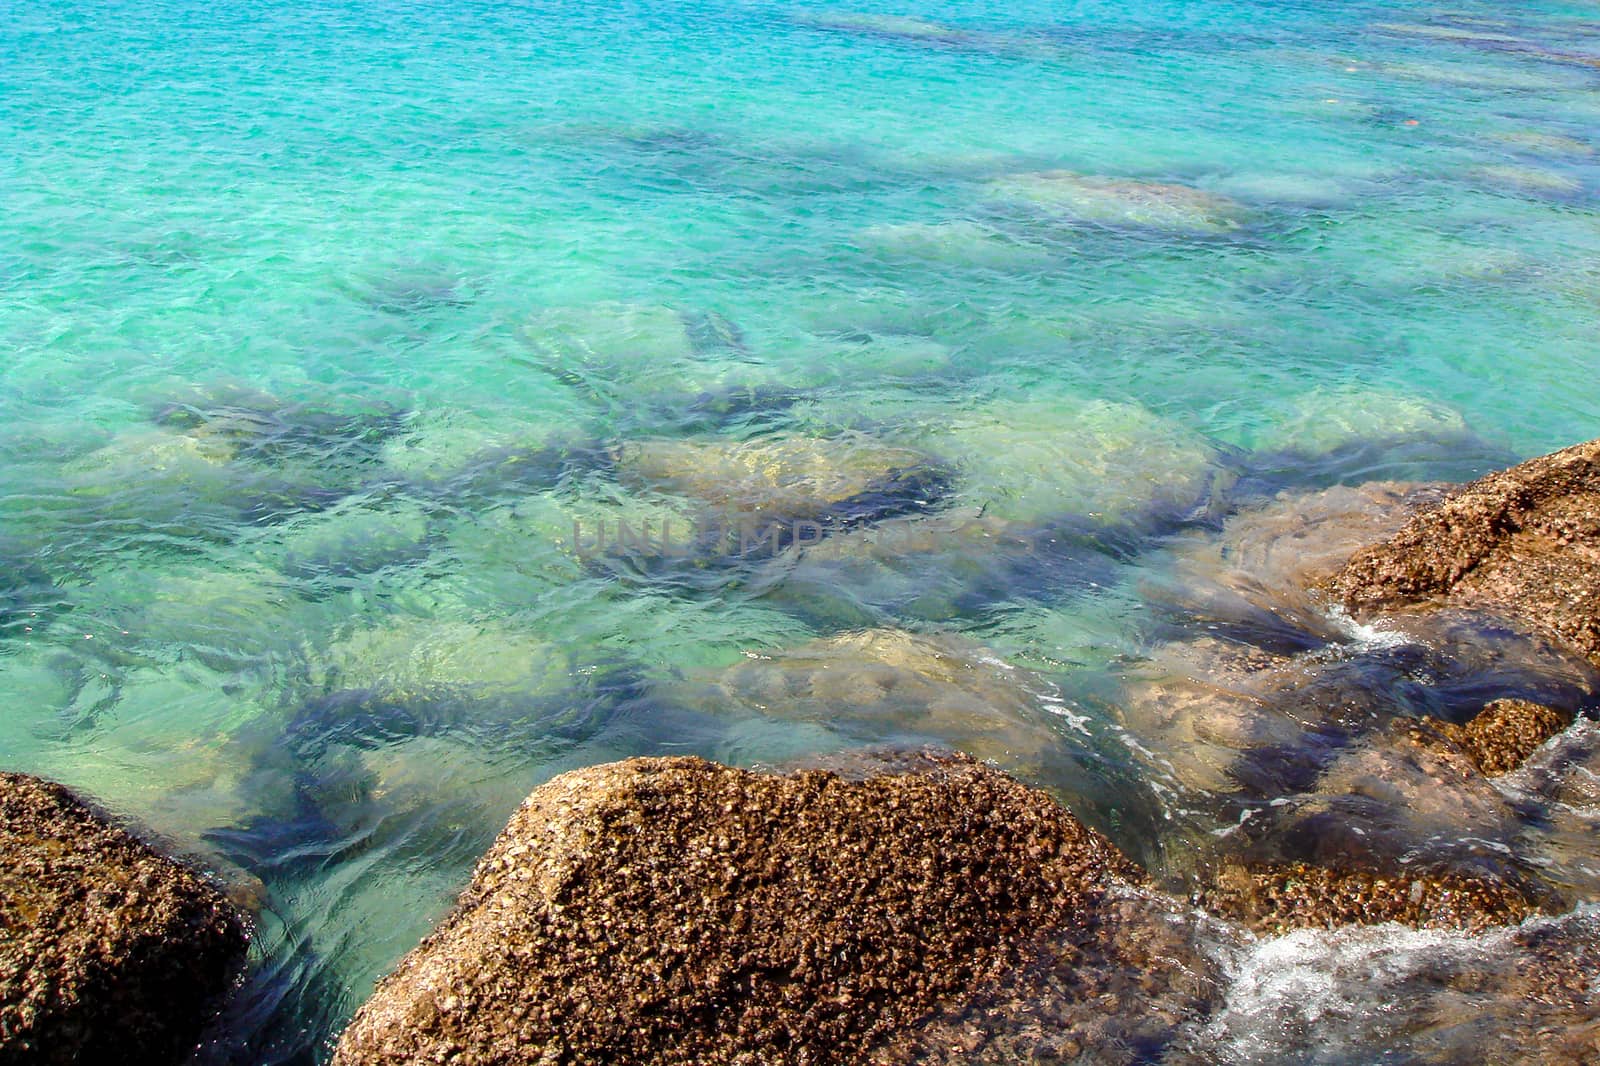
left=0, top=773, right=247, bottom=1065
left=6, top=437, right=1599, bottom=1063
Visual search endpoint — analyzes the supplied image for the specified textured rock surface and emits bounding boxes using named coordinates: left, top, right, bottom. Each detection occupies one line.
left=1333, top=437, right=1600, bottom=665
left=0, top=772, right=248, bottom=1065
left=331, top=753, right=1160, bottom=1066
left=1418, top=698, right=1573, bottom=776
left=1197, top=861, right=1536, bottom=935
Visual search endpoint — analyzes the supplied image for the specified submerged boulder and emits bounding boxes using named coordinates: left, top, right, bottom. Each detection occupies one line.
left=911, top=395, right=1223, bottom=529
left=0, top=772, right=247, bottom=1064
left=678, top=628, right=1078, bottom=772
left=329, top=753, right=1219, bottom=1066
left=306, top=617, right=572, bottom=706
left=522, top=303, right=772, bottom=405
left=987, top=171, right=1249, bottom=234
left=855, top=220, right=1052, bottom=270
left=613, top=432, right=951, bottom=541
left=1332, top=437, right=1600, bottom=666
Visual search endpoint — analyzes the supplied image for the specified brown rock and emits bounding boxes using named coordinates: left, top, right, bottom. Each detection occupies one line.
left=0, top=772, right=248, bottom=1065
left=875, top=888, right=1229, bottom=1065
left=331, top=753, right=1152, bottom=1066
left=1419, top=698, right=1574, bottom=776
left=1332, top=438, right=1600, bottom=665
left=1197, top=860, right=1536, bottom=936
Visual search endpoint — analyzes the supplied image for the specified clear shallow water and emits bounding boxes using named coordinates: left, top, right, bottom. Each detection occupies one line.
left=4, top=0, right=1600, bottom=1060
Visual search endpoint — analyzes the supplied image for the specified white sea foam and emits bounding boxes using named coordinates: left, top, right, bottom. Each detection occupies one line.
left=1182, top=906, right=1600, bottom=1064
left=1322, top=604, right=1413, bottom=651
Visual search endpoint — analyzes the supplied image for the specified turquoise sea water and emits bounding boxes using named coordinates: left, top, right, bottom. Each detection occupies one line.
left=5, top=0, right=1600, bottom=1059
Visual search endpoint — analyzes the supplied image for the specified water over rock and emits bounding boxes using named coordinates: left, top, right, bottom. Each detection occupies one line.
left=668, top=627, right=1079, bottom=773
left=269, top=500, right=435, bottom=582
left=1488, top=130, right=1594, bottom=158
left=1332, top=436, right=1600, bottom=667
left=612, top=432, right=952, bottom=546
left=987, top=171, right=1250, bottom=235
left=747, top=506, right=1126, bottom=626
left=59, top=425, right=349, bottom=539
left=522, top=303, right=773, bottom=407
left=1473, top=163, right=1584, bottom=198
left=0, top=772, right=248, bottom=1064
left=910, top=395, right=1223, bottom=529
left=329, top=752, right=1222, bottom=1066
left=148, top=382, right=410, bottom=478
left=855, top=219, right=1053, bottom=270
left=1124, top=477, right=1598, bottom=899
left=0, top=539, right=61, bottom=639
left=792, top=12, right=1061, bottom=60
left=305, top=616, right=572, bottom=707
left=1241, top=388, right=1498, bottom=493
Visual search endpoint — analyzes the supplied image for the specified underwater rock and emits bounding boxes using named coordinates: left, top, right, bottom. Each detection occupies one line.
left=522, top=303, right=773, bottom=406
left=0, top=772, right=247, bottom=1065
left=680, top=309, right=747, bottom=355
left=109, top=562, right=301, bottom=673
left=1485, top=721, right=1600, bottom=904
left=149, top=383, right=410, bottom=475
left=1151, top=482, right=1444, bottom=652
left=1370, top=20, right=1525, bottom=45
left=613, top=432, right=951, bottom=541
left=349, top=266, right=473, bottom=316
left=1212, top=170, right=1361, bottom=208
left=272, top=500, right=435, bottom=582
left=1238, top=725, right=1532, bottom=888
left=987, top=171, right=1249, bottom=234
left=419, top=436, right=608, bottom=506
left=1472, top=163, right=1584, bottom=197
left=807, top=331, right=954, bottom=382
left=330, top=753, right=1173, bottom=1066
left=874, top=886, right=1228, bottom=1065
left=749, top=506, right=1126, bottom=627
left=1242, top=387, right=1495, bottom=492
left=61, top=426, right=347, bottom=536
left=525, top=302, right=696, bottom=366
left=1114, top=637, right=1307, bottom=795
left=68, top=426, right=239, bottom=481
left=1130, top=477, right=1599, bottom=810
left=307, top=617, right=571, bottom=705
left=855, top=219, right=1052, bottom=270
left=1415, top=698, right=1573, bottom=777
left=798, top=12, right=976, bottom=44
left=912, top=395, right=1223, bottom=529
left=1332, top=437, right=1600, bottom=667
left=682, top=627, right=1077, bottom=772
left=1488, top=130, right=1594, bottom=158
left=1197, top=860, right=1536, bottom=935
left=792, top=12, right=1060, bottom=60
left=0, top=540, right=61, bottom=638
left=1377, top=55, right=1595, bottom=91
left=377, top=410, right=522, bottom=483
left=1111, top=628, right=1556, bottom=803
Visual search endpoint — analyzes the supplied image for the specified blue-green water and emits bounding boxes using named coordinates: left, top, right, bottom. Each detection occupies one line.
left=4, top=0, right=1600, bottom=1059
